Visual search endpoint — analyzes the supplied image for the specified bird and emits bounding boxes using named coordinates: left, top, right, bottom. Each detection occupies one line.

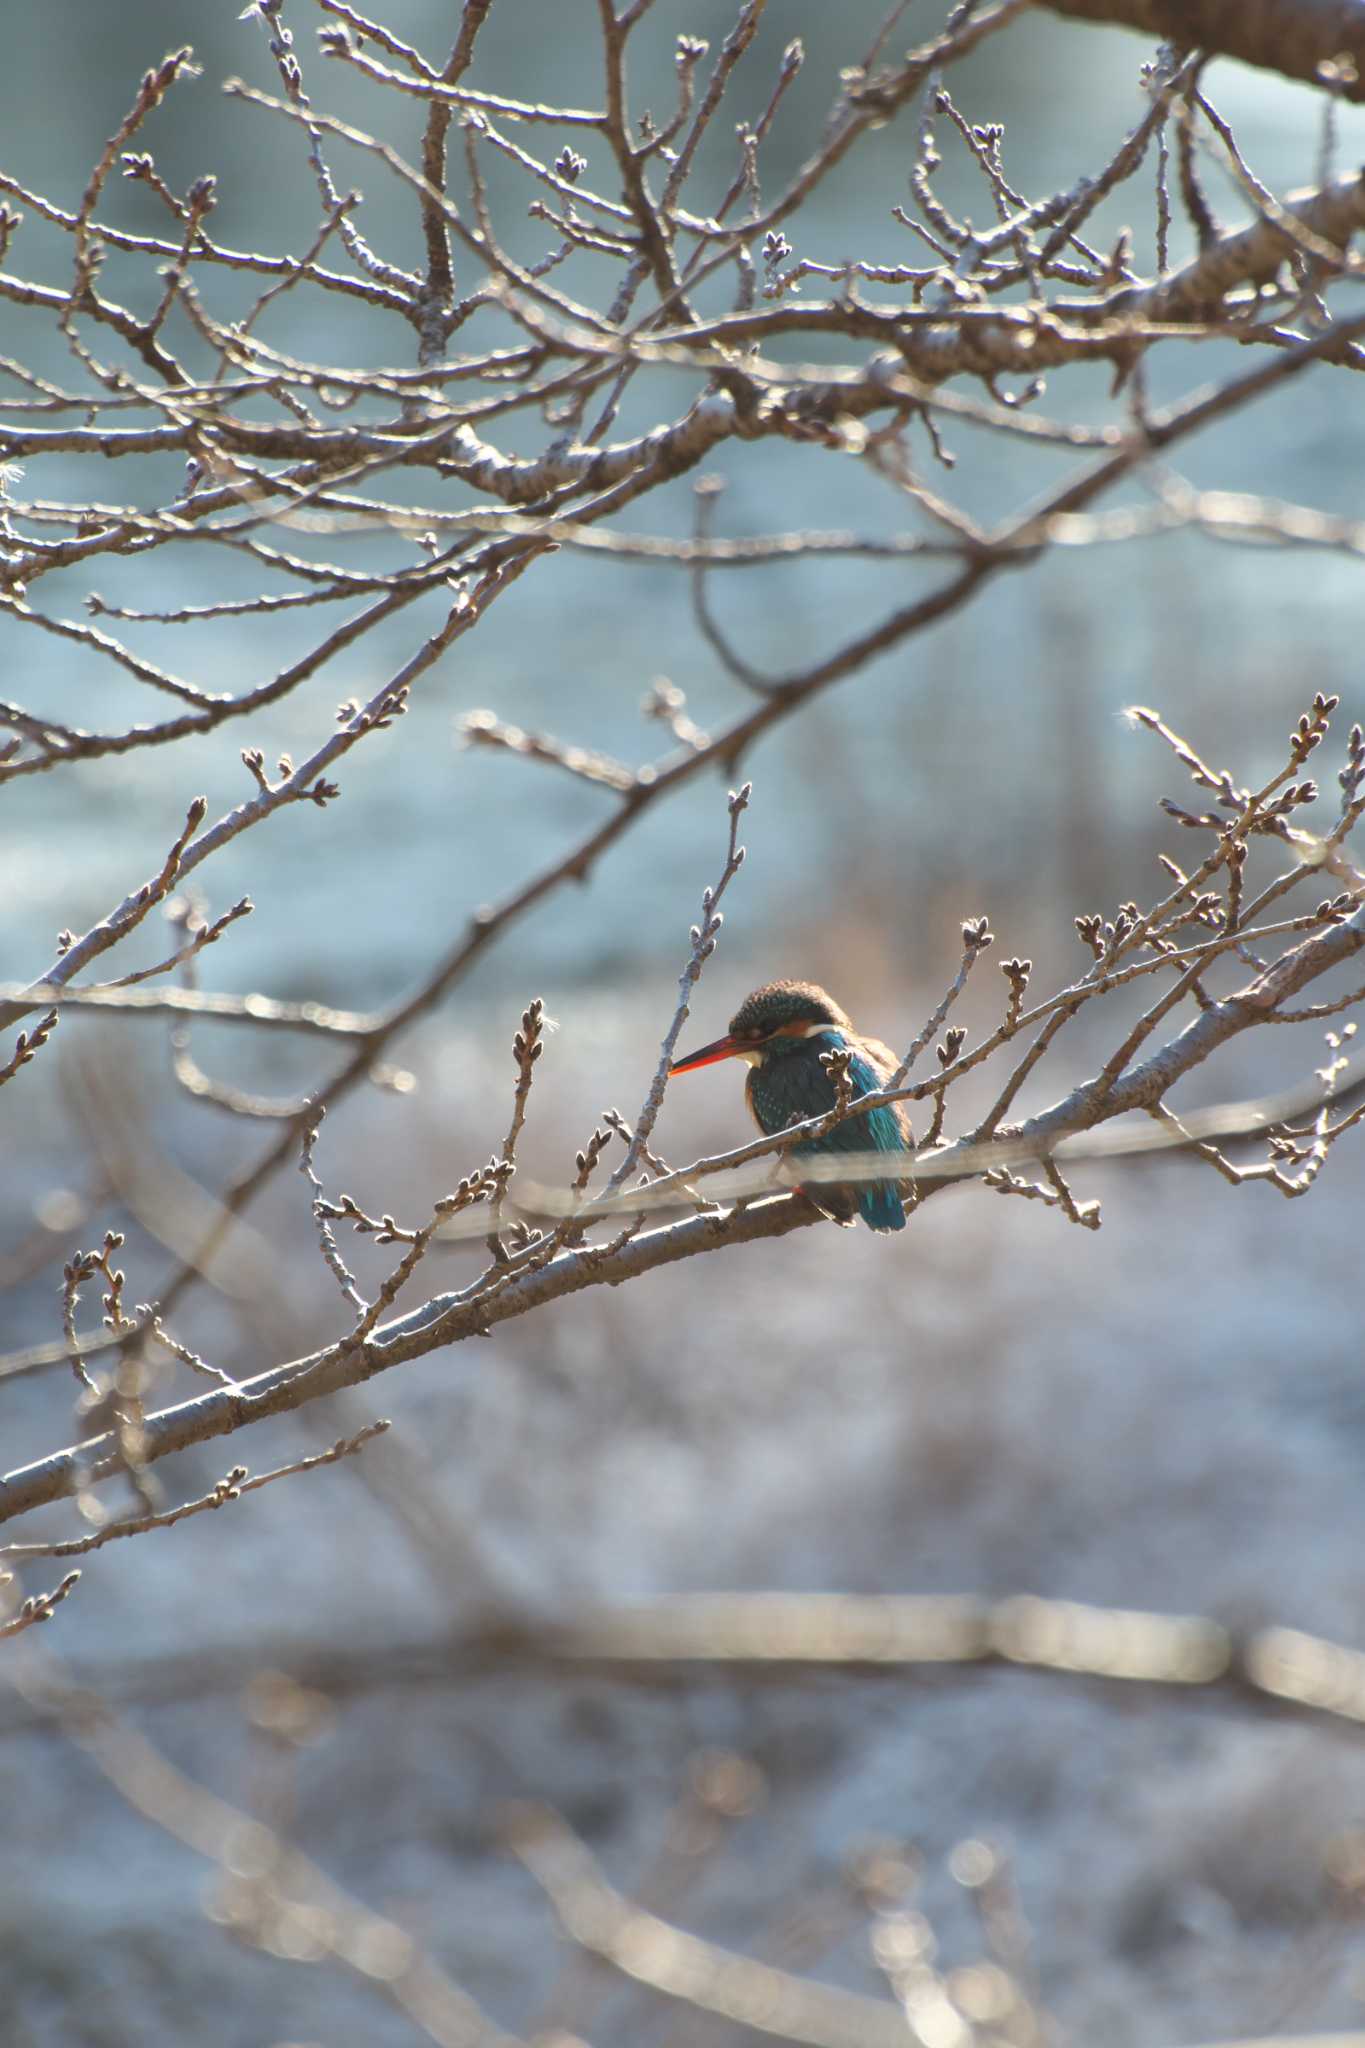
left=668, top=979, right=914, bottom=1232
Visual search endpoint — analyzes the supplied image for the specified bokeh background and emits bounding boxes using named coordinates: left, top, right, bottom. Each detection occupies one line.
left=4, top=4, right=1365, bottom=2043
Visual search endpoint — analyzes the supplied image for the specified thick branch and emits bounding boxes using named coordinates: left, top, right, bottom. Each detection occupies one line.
left=1042, top=0, right=1365, bottom=100
left=4, top=905, right=1360, bottom=1530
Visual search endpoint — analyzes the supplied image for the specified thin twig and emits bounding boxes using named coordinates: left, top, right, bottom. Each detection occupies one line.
left=0, top=1569, right=81, bottom=1640
left=0, top=1424, right=389, bottom=1561
left=606, top=782, right=749, bottom=1193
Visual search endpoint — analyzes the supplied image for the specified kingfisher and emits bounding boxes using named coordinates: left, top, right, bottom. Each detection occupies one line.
left=669, top=980, right=914, bottom=1232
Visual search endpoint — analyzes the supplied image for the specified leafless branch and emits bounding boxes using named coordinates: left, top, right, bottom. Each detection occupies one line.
left=0, top=1567, right=81, bottom=1641
left=0, top=1423, right=388, bottom=1563
left=509, top=1803, right=923, bottom=2048
left=1041, top=0, right=1365, bottom=100
left=608, top=781, right=749, bottom=1192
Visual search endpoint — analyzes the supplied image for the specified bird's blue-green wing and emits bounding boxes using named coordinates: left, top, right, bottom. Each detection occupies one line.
left=795, top=1043, right=909, bottom=1231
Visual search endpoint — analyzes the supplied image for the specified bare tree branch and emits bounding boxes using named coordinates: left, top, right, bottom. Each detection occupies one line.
left=0, top=1423, right=388, bottom=1562
left=1042, top=0, right=1365, bottom=100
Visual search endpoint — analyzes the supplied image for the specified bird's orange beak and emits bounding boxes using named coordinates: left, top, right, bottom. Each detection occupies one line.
left=669, top=1033, right=746, bottom=1075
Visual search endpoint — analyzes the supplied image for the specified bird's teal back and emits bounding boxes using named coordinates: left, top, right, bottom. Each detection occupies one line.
left=747, top=1031, right=909, bottom=1231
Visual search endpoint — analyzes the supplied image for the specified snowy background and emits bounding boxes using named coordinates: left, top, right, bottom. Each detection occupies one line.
left=4, top=4, right=1365, bottom=2044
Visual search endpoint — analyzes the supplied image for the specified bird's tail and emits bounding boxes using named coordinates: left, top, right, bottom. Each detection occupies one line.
left=859, top=1181, right=907, bottom=1232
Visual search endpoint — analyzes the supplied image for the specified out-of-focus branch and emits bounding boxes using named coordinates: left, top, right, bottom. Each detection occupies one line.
left=3, top=882, right=1361, bottom=1530
left=15, top=335, right=1365, bottom=1359
left=0, top=984, right=378, bottom=1037
left=4, top=3, right=1365, bottom=1609
left=1041, top=0, right=1365, bottom=100
left=13, top=1591, right=1365, bottom=1739
left=509, top=1804, right=924, bottom=2048
left=9, top=1641, right=522, bottom=2048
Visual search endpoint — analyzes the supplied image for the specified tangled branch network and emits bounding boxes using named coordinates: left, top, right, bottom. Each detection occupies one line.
left=1, top=0, right=1364, bottom=1553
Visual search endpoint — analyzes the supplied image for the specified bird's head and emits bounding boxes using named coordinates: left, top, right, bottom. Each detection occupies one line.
left=669, top=980, right=853, bottom=1074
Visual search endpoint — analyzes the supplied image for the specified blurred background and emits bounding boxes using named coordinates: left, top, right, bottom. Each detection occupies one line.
left=3, top=3, right=1365, bottom=2043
